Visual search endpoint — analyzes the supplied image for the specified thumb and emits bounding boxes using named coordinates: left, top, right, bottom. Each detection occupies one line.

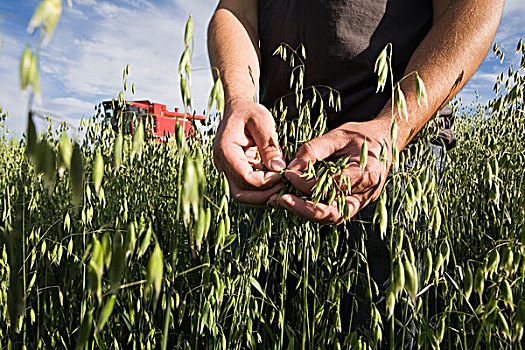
left=246, top=109, right=286, bottom=172
left=288, top=133, right=340, bottom=171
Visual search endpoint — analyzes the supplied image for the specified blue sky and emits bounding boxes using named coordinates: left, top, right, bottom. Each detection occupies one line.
left=0, top=0, right=524, bottom=137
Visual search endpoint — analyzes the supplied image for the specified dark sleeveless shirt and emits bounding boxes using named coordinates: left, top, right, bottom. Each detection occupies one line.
left=258, top=0, right=455, bottom=148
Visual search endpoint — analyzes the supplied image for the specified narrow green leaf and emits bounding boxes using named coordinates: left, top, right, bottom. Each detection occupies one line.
left=394, top=258, right=405, bottom=297
left=64, top=212, right=71, bottom=233
left=180, top=78, right=191, bottom=109
left=207, top=78, right=219, bottom=115
left=403, top=257, right=418, bottom=302
left=124, top=221, right=137, bottom=259
left=390, top=119, right=398, bottom=143
left=70, top=143, right=84, bottom=207
left=179, top=47, right=190, bottom=77
left=386, top=287, right=395, bottom=319
left=93, top=149, right=104, bottom=195
left=108, top=231, right=125, bottom=293
left=137, top=222, right=153, bottom=259
left=379, top=141, right=387, bottom=164
left=131, top=121, right=144, bottom=161
left=215, top=218, right=225, bottom=254
left=250, top=277, right=266, bottom=299
left=360, top=137, right=368, bottom=173
left=101, top=232, right=112, bottom=269
left=184, top=14, right=193, bottom=47
left=194, top=207, right=206, bottom=251
left=182, top=157, right=197, bottom=227
left=29, top=49, right=41, bottom=102
left=20, top=46, right=32, bottom=90
left=113, top=132, right=123, bottom=168
left=415, top=73, right=428, bottom=108
left=40, top=140, right=56, bottom=191
left=374, top=45, right=387, bottom=74
left=216, top=76, right=225, bottom=114
left=474, top=267, right=484, bottom=299
left=75, top=309, right=93, bottom=350
left=147, top=243, right=164, bottom=306
left=96, top=295, right=117, bottom=333
left=59, top=131, right=72, bottom=168
left=376, top=65, right=388, bottom=92
left=395, top=85, right=409, bottom=121
left=26, top=112, right=37, bottom=160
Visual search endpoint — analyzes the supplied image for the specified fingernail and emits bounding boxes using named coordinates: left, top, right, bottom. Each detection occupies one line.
left=288, top=159, right=299, bottom=170
left=269, top=158, right=286, bottom=171
left=279, top=194, right=293, bottom=206
left=268, top=193, right=279, bottom=207
left=265, top=171, right=281, bottom=180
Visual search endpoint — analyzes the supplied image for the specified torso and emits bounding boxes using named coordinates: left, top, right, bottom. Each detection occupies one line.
left=258, top=0, right=433, bottom=129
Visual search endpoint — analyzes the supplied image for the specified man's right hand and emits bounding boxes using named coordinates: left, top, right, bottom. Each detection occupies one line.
left=213, top=99, right=286, bottom=207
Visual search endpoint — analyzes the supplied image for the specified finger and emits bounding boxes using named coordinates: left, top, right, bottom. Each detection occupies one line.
left=288, top=129, right=353, bottom=171
left=276, top=188, right=374, bottom=224
left=282, top=162, right=363, bottom=199
left=284, top=170, right=316, bottom=195
left=245, top=108, right=286, bottom=172
left=277, top=194, right=342, bottom=224
left=245, top=146, right=262, bottom=168
left=268, top=192, right=280, bottom=207
left=245, top=146, right=258, bottom=160
left=338, top=163, right=384, bottom=197
left=343, top=193, right=369, bottom=220
left=216, top=140, right=282, bottom=190
left=229, top=179, right=285, bottom=207
left=249, top=162, right=264, bottom=170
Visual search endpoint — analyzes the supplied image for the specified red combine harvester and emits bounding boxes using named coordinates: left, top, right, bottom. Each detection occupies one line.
left=101, top=100, right=206, bottom=140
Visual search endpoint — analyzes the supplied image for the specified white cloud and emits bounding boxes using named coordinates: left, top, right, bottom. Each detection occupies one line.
left=471, top=73, right=499, bottom=84
left=74, top=0, right=98, bottom=6
left=93, top=2, right=122, bottom=19
left=503, top=0, right=525, bottom=15
left=64, top=5, right=88, bottom=20
left=49, top=97, right=94, bottom=113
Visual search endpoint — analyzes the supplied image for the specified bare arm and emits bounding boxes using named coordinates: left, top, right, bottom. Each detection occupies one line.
left=385, top=0, right=505, bottom=150
left=208, top=0, right=260, bottom=102
left=208, top=0, right=286, bottom=206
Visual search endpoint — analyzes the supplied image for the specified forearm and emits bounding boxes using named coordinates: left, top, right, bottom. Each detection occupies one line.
left=376, top=0, right=505, bottom=149
left=207, top=1, right=260, bottom=103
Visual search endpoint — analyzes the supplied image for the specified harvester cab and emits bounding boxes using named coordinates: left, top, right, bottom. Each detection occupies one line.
left=101, top=100, right=206, bottom=141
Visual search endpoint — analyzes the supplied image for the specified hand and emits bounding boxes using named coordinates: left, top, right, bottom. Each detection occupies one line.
left=269, top=118, right=392, bottom=224
left=213, top=99, right=287, bottom=207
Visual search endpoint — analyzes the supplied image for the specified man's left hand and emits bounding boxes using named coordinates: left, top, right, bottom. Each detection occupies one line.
left=269, top=118, right=392, bottom=224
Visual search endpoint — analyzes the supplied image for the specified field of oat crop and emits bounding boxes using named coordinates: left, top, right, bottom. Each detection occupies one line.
left=1, top=2, right=525, bottom=349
